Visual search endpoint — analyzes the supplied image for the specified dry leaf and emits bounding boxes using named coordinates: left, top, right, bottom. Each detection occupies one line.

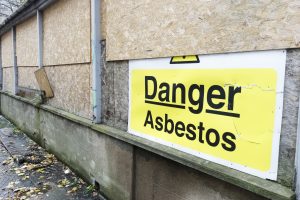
left=68, top=187, right=78, bottom=193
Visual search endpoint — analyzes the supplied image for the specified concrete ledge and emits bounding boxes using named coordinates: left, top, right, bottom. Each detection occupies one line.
left=0, top=92, right=42, bottom=144
left=0, top=91, right=296, bottom=200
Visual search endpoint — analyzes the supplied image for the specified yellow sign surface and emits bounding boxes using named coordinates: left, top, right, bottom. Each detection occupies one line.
left=129, top=68, right=277, bottom=172
left=170, top=55, right=199, bottom=64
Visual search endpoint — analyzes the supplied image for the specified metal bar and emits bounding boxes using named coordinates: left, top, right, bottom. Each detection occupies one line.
left=12, top=26, right=18, bottom=95
left=295, top=93, right=300, bottom=198
left=37, top=10, right=43, bottom=68
left=0, top=40, right=2, bottom=90
left=91, top=0, right=102, bottom=123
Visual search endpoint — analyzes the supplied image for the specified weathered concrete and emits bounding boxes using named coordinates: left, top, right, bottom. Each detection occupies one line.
left=278, top=49, right=300, bottom=187
left=134, top=148, right=268, bottom=200
left=0, top=93, right=134, bottom=200
left=102, top=58, right=128, bottom=131
left=0, top=93, right=42, bottom=144
left=40, top=110, right=134, bottom=200
left=0, top=115, right=104, bottom=200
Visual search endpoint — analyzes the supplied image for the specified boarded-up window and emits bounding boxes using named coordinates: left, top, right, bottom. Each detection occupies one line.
left=43, top=0, right=91, bottom=66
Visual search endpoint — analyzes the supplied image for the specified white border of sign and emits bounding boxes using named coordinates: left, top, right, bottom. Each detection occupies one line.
left=128, top=50, right=286, bottom=180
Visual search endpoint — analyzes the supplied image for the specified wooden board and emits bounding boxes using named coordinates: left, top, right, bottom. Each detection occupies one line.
left=44, top=64, right=92, bottom=119
left=34, top=68, right=54, bottom=98
left=16, top=15, right=38, bottom=67
left=2, top=67, right=13, bottom=92
left=1, top=30, right=13, bottom=67
left=43, top=0, right=91, bottom=65
left=106, top=0, right=300, bottom=61
left=18, top=66, right=39, bottom=89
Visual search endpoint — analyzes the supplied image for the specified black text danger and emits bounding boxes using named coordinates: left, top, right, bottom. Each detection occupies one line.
left=145, top=76, right=241, bottom=117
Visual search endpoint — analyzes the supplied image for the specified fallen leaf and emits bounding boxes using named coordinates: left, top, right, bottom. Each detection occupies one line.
left=57, top=178, right=70, bottom=188
left=22, top=176, right=29, bottom=180
left=36, top=168, right=45, bottom=173
left=2, top=158, right=12, bottom=165
left=6, top=181, right=19, bottom=189
left=67, top=186, right=78, bottom=194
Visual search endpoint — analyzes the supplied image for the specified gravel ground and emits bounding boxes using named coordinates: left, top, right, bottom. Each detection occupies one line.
left=0, top=115, right=104, bottom=200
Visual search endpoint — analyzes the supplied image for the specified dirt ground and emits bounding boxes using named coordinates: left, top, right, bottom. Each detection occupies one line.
left=0, top=115, right=105, bottom=200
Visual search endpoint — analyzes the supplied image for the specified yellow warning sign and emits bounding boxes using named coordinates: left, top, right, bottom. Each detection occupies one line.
left=170, top=55, right=199, bottom=64
left=128, top=50, right=286, bottom=179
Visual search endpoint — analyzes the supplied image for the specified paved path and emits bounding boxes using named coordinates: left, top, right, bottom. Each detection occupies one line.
left=0, top=116, right=104, bottom=200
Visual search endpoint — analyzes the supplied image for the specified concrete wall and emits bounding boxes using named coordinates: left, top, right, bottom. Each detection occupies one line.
left=102, top=58, right=128, bottom=131
left=0, top=94, right=134, bottom=200
left=134, top=148, right=267, bottom=200
left=0, top=94, right=41, bottom=144
left=106, top=0, right=300, bottom=60
left=0, top=93, right=273, bottom=200
left=39, top=110, right=133, bottom=200
left=278, top=49, right=300, bottom=187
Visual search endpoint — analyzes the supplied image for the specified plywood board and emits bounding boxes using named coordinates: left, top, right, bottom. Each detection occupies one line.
left=44, top=64, right=92, bottom=119
left=18, top=66, right=39, bottom=90
left=3, top=67, right=13, bottom=92
left=1, top=30, right=13, bottom=67
left=16, top=16, right=38, bottom=67
left=107, top=0, right=300, bottom=61
left=43, top=0, right=91, bottom=66
left=101, top=0, right=106, bottom=39
left=34, top=68, right=53, bottom=97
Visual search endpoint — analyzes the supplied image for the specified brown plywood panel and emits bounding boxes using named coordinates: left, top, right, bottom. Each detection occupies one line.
left=16, top=16, right=38, bottom=67
left=101, top=0, right=106, bottom=39
left=34, top=68, right=54, bottom=97
left=44, top=64, right=92, bottom=119
left=43, top=0, right=91, bottom=66
left=1, top=30, right=13, bottom=67
left=3, top=67, right=13, bottom=92
left=107, top=0, right=300, bottom=61
left=19, top=66, right=39, bottom=89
